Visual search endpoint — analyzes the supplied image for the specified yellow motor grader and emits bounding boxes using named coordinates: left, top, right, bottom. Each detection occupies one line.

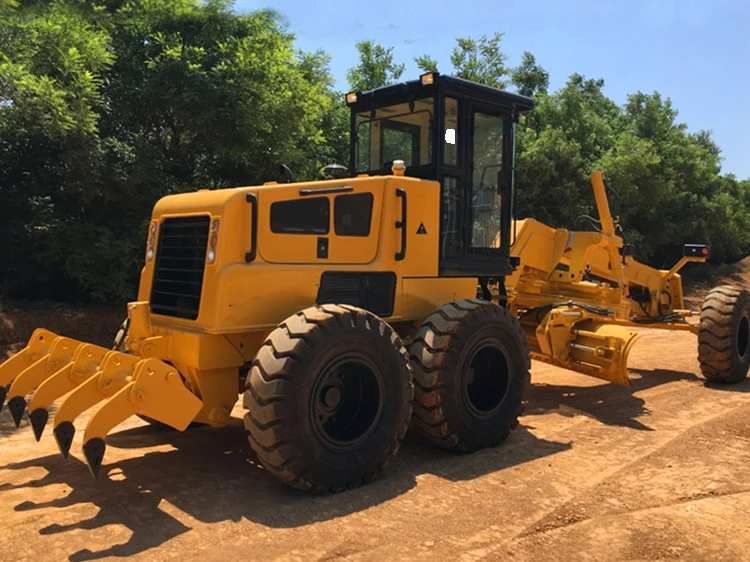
left=1, top=72, right=536, bottom=491
left=1, top=72, right=748, bottom=493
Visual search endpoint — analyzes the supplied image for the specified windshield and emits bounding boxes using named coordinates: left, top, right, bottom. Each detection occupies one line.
left=354, top=97, right=434, bottom=173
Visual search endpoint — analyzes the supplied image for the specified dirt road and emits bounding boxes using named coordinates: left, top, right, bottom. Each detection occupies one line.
left=2, top=327, right=750, bottom=561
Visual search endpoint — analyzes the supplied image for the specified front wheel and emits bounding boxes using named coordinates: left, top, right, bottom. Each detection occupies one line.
left=409, top=299, right=530, bottom=452
left=698, top=285, right=750, bottom=383
left=243, top=304, right=414, bottom=493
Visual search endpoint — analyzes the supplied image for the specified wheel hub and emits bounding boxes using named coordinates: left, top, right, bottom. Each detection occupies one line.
left=321, top=385, right=342, bottom=410
left=738, top=315, right=749, bottom=360
left=461, top=341, right=510, bottom=417
left=311, top=354, right=385, bottom=450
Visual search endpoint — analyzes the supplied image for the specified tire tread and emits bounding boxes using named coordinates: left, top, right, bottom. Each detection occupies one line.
left=243, top=305, right=413, bottom=493
left=698, top=284, right=750, bottom=384
left=409, top=299, right=530, bottom=452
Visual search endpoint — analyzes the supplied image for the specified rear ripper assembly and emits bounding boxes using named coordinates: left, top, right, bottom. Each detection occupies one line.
left=1, top=328, right=201, bottom=477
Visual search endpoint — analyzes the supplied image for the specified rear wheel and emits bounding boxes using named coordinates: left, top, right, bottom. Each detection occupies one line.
left=243, top=304, right=413, bottom=492
left=409, top=299, right=530, bottom=452
left=698, top=285, right=750, bottom=383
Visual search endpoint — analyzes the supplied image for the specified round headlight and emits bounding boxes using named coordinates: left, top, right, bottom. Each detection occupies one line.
left=147, top=248, right=154, bottom=260
left=207, top=249, right=216, bottom=263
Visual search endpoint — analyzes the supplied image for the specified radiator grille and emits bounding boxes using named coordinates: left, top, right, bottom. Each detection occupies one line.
left=150, top=216, right=210, bottom=320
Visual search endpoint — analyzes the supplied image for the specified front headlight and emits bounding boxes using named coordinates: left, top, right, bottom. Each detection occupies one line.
left=207, top=219, right=219, bottom=264
left=146, top=221, right=158, bottom=261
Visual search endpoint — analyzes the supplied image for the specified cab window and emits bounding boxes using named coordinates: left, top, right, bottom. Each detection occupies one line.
left=355, top=97, right=434, bottom=173
left=270, top=197, right=329, bottom=234
left=334, top=192, right=374, bottom=237
left=469, top=112, right=504, bottom=250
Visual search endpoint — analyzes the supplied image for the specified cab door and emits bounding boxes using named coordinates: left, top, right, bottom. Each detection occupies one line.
left=257, top=183, right=383, bottom=265
left=466, top=105, right=507, bottom=256
left=438, top=95, right=513, bottom=276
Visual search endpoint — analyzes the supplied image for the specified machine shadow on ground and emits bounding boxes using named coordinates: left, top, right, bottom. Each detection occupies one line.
left=523, top=367, right=704, bottom=431
left=0, top=416, right=570, bottom=562
left=702, top=377, right=750, bottom=393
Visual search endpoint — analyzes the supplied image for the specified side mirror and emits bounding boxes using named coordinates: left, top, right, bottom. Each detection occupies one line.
left=277, top=164, right=295, bottom=184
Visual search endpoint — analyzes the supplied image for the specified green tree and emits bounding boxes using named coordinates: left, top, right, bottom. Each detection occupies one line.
left=0, top=0, right=118, bottom=299
left=515, top=71, right=750, bottom=268
left=511, top=51, right=549, bottom=97
left=299, top=49, right=349, bottom=169
left=414, top=54, right=438, bottom=73
left=419, top=33, right=561, bottom=94
left=346, top=40, right=404, bottom=91
left=515, top=73, right=621, bottom=235
left=0, top=0, right=349, bottom=303
left=450, top=32, right=510, bottom=88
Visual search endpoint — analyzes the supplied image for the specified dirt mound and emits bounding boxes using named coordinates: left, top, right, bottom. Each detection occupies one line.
left=0, top=303, right=124, bottom=360
left=683, top=256, right=750, bottom=309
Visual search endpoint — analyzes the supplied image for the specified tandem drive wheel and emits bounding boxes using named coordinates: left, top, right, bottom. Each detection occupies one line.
left=409, top=299, right=531, bottom=452
left=698, top=285, right=750, bottom=384
left=243, top=304, right=414, bottom=493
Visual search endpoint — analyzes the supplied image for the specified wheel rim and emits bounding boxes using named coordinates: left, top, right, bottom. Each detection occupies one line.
left=461, top=341, right=511, bottom=417
left=738, top=315, right=750, bottom=360
left=311, top=354, right=385, bottom=450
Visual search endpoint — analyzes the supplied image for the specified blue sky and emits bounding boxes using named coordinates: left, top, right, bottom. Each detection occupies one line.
left=237, top=0, right=750, bottom=180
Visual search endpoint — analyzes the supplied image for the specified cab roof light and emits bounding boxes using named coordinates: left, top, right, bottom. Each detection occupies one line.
left=420, top=72, right=436, bottom=86
left=345, top=91, right=358, bottom=105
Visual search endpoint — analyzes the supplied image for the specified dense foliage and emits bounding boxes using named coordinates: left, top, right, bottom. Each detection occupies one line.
left=1, top=1, right=748, bottom=304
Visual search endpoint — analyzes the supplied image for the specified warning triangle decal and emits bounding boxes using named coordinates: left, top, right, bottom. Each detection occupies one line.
left=416, top=223, right=427, bottom=235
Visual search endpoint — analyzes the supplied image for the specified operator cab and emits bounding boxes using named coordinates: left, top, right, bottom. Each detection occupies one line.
left=345, top=72, right=534, bottom=279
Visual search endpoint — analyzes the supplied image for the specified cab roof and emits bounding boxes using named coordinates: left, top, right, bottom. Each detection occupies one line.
left=347, top=72, right=535, bottom=115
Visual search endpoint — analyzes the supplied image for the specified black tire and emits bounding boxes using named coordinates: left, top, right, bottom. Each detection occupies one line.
left=409, top=299, right=530, bottom=452
left=698, top=285, right=750, bottom=383
left=243, top=304, right=414, bottom=493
